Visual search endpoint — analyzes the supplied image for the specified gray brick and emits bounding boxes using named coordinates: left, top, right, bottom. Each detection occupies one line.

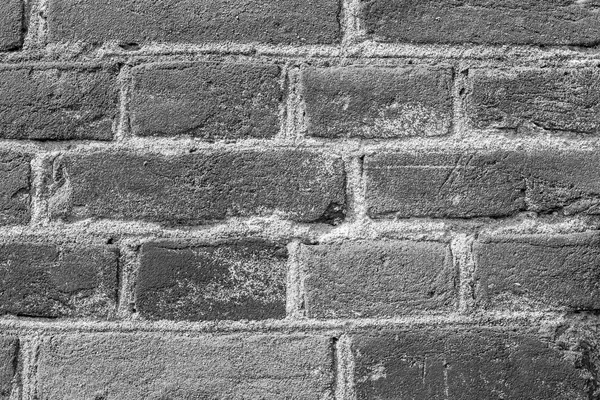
left=0, top=0, right=22, bottom=51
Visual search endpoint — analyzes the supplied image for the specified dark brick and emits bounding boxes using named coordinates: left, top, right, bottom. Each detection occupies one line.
left=302, top=66, right=453, bottom=138
left=0, top=243, right=118, bottom=317
left=47, top=0, right=340, bottom=45
left=468, top=68, right=600, bottom=135
left=0, top=151, right=30, bottom=225
left=0, top=64, right=119, bottom=140
left=365, top=151, right=525, bottom=218
left=0, top=336, right=18, bottom=400
left=37, top=333, right=334, bottom=399
left=361, top=0, right=600, bottom=46
left=137, top=241, right=287, bottom=321
left=131, top=62, right=282, bottom=139
left=51, top=150, right=346, bottom=225
left=353, top=328, right=591, bottom=400
left=300, top=240, right=455, bottom=318
left=474, top=233, right=600, bottom=311
left=0, top=0, right=22, bottom=51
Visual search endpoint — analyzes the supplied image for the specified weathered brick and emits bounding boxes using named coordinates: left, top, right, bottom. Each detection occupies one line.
left=47, top=0, right=340, bottom=45
left=468, top=68, right=600, bottom=135
left=361, top=0, right=600, bottom=46
left=366, top=149, right=600, bottom=219
left=474, top=233, right=600, bottom=311
left=300, top=240, right=456, bottom=318
left=137, top=241, right=287, bottom=321
left=51, top=150, right=346, bottom=225
left=353, top=328, right=592, bottom=399
left=0, top=336, right=18, bottom=400
left=131, top=62, right=282, bottom=139
left=37, top=333, right=334, bottom=399
left=302, top=66, right=453, bottom=138
left=365, top=151, right=525, bottom=218
left=0, top=64, right=119, bottom=140
left=0, top=243, right=118, bottom=317
left=0, top=151, right=30, bottom=225
left=0, top=0, right=22, bottom=51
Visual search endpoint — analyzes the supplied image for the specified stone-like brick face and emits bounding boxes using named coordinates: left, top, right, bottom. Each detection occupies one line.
left=353, top=329, right=591, bottom=400
left=36, top=333, right=335, bottom=399
left=467, top=68, right=600, bottom=135
left=300, top=240, right=456, bottom=318
left=51, top=150, right=346, bottom=224
left=0, top=65, right=119, bottom=140
left=302, top=66, right=453, bottom=138
left=137, top=241, right=288, bottom=321
left=0, top=0, right=22, bottom=51
left=131, top=62, right=283, bottom=139
left=47, top=0, right=341, bottom=45
left=474, top=233, right=600, bottom=311
left=361, top=0, right=600, bottom=46
left=0, top=151, right=30, bottom=226
left=0, top=243, right=118, bottom=318
left=0, top=336, right=18, bottom=400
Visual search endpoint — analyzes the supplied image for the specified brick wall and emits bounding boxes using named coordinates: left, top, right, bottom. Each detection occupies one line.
left=0, top=0, right=600, bottom=399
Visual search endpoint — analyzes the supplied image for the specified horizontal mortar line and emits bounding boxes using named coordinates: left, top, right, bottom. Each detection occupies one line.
left=4, top=41, right=600, bottom=62
left=0, top=312, right=591, bottom=335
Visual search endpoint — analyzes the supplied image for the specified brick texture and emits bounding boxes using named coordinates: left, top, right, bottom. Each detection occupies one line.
left=302, top=66, right=453, bottom=138
left=0, top=243, right=118, bottom=318
left=0, top=64, right=119, bottom=140
left=36, top=333, right=335, bottom=399
left=0, top=336, right=18, bottom=400
left=353, top=328, right=592, bottom=400
left=131, top=62, right=283, bottom=139
left=361, top=0, right=600, bottom=46
left=0, top=151, right=30, bottom=226
left=47, top=0, right=341, bottom=45
left=50, top=150, right=346, bottom=224
left=0, top=0, right=22, bottom=51
left=300, top=240, right=456, bottom=317
left=137, top=241, right=287, bottom=321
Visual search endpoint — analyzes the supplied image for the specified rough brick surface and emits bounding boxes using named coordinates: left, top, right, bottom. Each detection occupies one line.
left=36, top=333, right=335, bottom=399
left=0, top=65, right=119, bottom=140
left=300, top=240, right=456, bottom=318
left=302, top=66, right=453, bottom=138
left=51, top=150, right=346, bottom=224
left=474, top=233, right=600, bottom=311
left=0, top=151, right=30, bottom=225
left=361, top=0, right=600, bottom=46
left=0, top=336, right=18, bottom=400
left=137, top=241, right=287, bottom=321
left=131, top=62, right=282, bottom=139
left=468, top=68, right=600, bottom=135
left=0, top=243, right=118, bottom=317
left=366, top=150, right=600, bottom=219
left=47, top=0, right=341, bottom=45
left=353, top=328, right=592, bottom=400
left=0, top=0, right=22, bottom=51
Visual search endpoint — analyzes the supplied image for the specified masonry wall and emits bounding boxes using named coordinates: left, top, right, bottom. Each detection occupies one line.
left=0, top=0, right=599, bottom=399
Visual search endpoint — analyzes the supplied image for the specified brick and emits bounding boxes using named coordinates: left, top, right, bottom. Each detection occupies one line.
left=468, top=68, right=600, bottom=135
left=300, top=240, right=456, bottom=318
left=361, top=0, right=600, bottom=46
left=51, top=150, right=346, bottom=225
left=364, top=151, right=525, bottom=218
left=47, top=0, right=340, bottom=45
left=137, top=241, right=287, bottom=321
left=0, top=0, right=22, bottom=51
left=0, top=64, right=119, bottom=140
left=131, top=62, right=282, bottom=139
left=302, top=66, right=453, bottom=138
left=366, top=149, right=600, bottom=219
left=0, top=336, right=18, bottom=400
left=0, top=243, right=118, bottom=317
left=0, top=151, right=30, bottom=225
left=474, top=233, right=600, bottom=311
left=353, top=328, right=592, bottom=400
left=37, top=333, right=334, bottom=399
